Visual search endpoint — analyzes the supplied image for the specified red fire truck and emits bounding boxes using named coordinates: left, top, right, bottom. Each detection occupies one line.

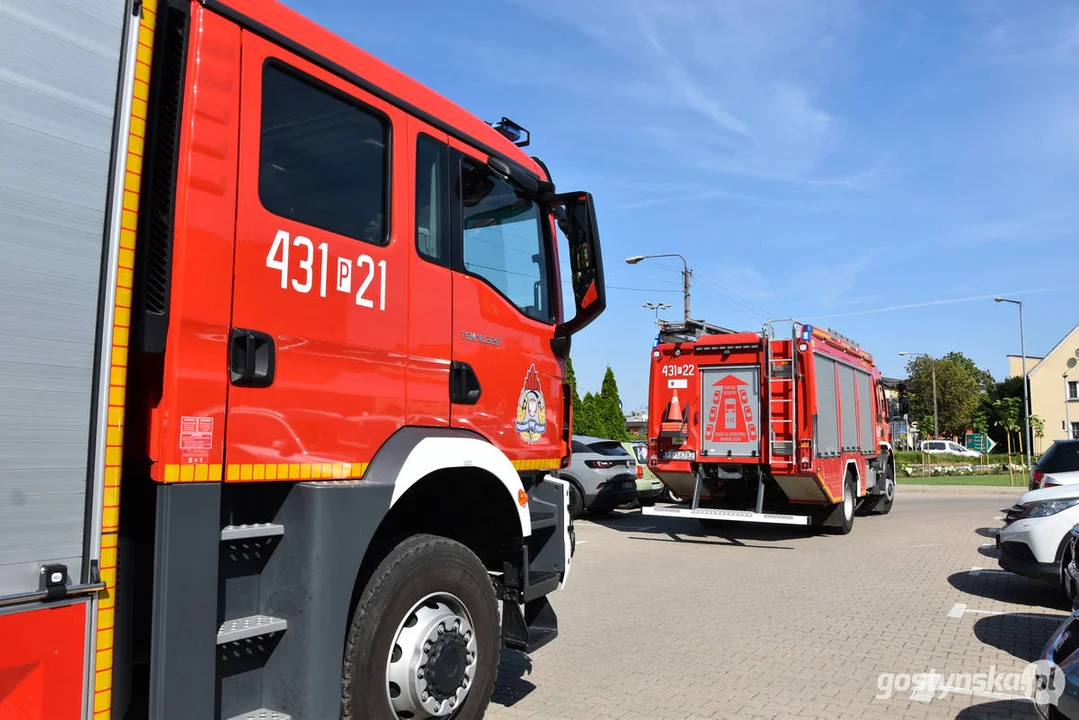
left=0, top=1, right=606, bottom=718
left=644, top=320, right=896, bottom=533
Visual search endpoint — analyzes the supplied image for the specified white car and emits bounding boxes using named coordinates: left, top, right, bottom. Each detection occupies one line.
left=1029, top=439, right=1079, bottom=490
left=997, top=484, right=1079, bottom=601
left=920, top=439, right=981, bottom=459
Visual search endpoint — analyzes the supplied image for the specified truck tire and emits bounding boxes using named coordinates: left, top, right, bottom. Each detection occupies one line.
left=872, top=462, right=895, bottom=516
left=342, top=534, right=499, bottom=720
left=814, top=475, right=856, bottom=535
left=567, top=480, right=585, bottom=520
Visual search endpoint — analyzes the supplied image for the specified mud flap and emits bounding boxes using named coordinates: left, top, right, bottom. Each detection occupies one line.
left=501, top=596, right=559, bottom=653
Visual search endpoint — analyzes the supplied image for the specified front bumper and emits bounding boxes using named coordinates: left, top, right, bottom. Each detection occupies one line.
left=996, top=534, right=1058, bottom=583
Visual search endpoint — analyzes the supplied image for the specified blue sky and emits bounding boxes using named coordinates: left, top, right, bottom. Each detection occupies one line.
left=285, top=0, right=1079, bottom=410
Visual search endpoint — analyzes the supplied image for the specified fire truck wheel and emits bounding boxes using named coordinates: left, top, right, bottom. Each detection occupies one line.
left=566, top=481, right=585, bottom=520
left=818, top=475, right=856, bottom=535
left=663, top=485, right=682, bottom=504
left=341, top=534, right=499, bottom=720
left=873, top=466, right=895, bottom=516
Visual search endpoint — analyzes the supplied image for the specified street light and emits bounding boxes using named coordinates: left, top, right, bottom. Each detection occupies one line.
left=899, top=352, right=938, bottom=442
left=642, top=301, right=671, bottom=326
left=626, top=253, right=692, bottom=323
left=995, top=297, right=1033, bottom=470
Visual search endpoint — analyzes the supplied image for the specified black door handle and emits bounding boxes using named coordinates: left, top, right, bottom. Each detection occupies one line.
left=230, top=328, right=275, bottom=388
left=450, top=361, right=481, bottom=405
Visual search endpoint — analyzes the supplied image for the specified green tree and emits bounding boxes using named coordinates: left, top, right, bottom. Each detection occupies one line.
left=971, top=409, right=989, bottom=435
left=565, top=357, right=582, bottom=432
left=575, top=392, right=601, bottom=437
left=993, top=397, right=1021, bottom=457
left=597, top=366, right=628, bottom=440
left=904, top=353, right=984, bottom=438
left=1031, top=414, right=1046, bottom=454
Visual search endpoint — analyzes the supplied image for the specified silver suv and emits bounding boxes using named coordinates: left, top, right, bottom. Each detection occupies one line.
left=562, top=435, right=638, bottom=518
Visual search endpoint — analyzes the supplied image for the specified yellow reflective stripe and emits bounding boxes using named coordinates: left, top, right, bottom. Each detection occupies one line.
left=161, top=461, right=371, bottom=483
left=510, top=458, right=562, bottom=472
left=96, top=4, right=158, bottom=717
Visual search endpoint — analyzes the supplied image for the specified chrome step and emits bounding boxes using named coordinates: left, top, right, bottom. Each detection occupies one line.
left=217, top=615, right=287, bottom=644
left=227, top=711, right=291, bottom=720
left=642, top=505, right=810, bottom=526
left=220, top=523, right=284, bottom=541
left=771, top=441, right=794, bottom=455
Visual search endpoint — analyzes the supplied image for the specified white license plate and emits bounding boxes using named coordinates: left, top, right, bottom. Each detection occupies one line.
left=662, top=450, right=695, bottom=461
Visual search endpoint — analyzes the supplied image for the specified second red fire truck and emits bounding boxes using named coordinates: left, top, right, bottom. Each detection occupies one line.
left=644, top=320, right=896, bottom=534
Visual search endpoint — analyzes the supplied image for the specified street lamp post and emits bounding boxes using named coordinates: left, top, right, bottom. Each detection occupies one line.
left=642, top=301, right=671, bottom=326
left=995, top=297, right=1033, bottom=470
left=899, top=352, right=938, bottom=441
left=626, top=254, right=692, bottom=323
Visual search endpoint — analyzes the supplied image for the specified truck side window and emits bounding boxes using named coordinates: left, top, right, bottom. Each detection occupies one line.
left=459, top=158, right=552, bottom=323
left=415, top=135, right=447, bottom=264
left=258, top=62, right=389, bottom=245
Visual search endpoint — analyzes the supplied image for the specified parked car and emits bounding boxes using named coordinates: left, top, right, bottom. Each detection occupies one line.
left=621, top=440, right=664, bottom=505
left=919, top=439, right=981, bottom=458
left=562, top=435, right=639, bottom=519
left=996, top=484, right=1079, bottom=601
left=1031, top=439, right=1079, bottom=490
left=1037, top=523, right=1079, bottom=719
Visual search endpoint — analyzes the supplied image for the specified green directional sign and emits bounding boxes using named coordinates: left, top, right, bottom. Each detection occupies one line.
left=965, top=433, right=997, bottom=454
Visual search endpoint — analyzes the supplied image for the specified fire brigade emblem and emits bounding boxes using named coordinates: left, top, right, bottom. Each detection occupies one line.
left=515, top=364, right=546, bottom=444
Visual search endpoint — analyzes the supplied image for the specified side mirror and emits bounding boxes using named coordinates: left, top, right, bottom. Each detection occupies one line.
left=548, top=191, right=605, bottom=337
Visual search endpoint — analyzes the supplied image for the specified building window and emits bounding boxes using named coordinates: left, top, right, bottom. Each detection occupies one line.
left=259, top=63, right=389, bottom=245
left=1072, top=422, right=1079, bottom=440
left=1069, top=380, right=1078, bottom=401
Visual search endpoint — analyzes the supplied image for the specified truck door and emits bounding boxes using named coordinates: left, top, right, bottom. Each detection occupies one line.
left=226, top=34, right=409, bottom=476
left=446, top=141, right=564, bottom=467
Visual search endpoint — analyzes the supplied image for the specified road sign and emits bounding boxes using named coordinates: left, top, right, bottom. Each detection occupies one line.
left=965, top=433, right=997, bottom=454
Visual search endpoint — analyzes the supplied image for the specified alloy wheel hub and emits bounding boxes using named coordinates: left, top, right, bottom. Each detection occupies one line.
left=387, top=593, right=477, bottom=719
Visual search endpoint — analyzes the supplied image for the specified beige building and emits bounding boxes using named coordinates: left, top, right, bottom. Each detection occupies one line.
left=1007, top=324, right=1079, bottom=448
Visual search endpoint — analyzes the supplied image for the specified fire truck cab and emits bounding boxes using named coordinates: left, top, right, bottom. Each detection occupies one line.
left=0, top=1, right=605, bottom=718
left=644, top=320, right=896, bottom=534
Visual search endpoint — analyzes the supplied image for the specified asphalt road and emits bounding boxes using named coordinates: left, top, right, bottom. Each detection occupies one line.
left=486, top=490, right=1067, bottom=720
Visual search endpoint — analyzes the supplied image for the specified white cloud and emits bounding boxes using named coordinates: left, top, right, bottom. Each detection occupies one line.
left=506, top=0, right=886, bottom=189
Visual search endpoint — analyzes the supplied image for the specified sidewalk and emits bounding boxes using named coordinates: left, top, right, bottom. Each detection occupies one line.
left=899, top=484, right=1024, bottom=496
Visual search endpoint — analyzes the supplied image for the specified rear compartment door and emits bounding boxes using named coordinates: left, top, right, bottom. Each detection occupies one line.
left=0, top=0, right=126, bottom=598
left=700, top=366, right=761, bottom=458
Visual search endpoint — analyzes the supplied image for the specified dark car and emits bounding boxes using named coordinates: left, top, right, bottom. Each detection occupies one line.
left=1031, top=439, right=1079, bottom=491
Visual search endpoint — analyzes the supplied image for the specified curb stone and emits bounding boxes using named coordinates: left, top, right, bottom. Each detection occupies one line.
left=898, top=484, right=1025, bottom=496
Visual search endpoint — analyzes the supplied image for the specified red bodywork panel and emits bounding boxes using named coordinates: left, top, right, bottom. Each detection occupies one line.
left=648, top=325, right=891, bottom=504
left=0, top=603, right=87, bottom=720
left=144, top=0, right=567, bottom=482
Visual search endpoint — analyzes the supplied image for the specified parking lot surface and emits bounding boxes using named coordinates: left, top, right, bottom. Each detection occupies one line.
left=487, top=490, right=1068, bottom=720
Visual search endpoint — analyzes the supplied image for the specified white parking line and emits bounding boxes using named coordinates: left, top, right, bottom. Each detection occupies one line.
left=969, top=566, right=1007, bottom=576
left=947, top=602, right=1050, bottom=620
